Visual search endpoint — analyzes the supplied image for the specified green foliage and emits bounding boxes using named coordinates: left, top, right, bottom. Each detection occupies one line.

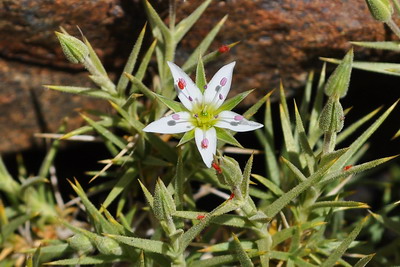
left=0, top=1, right=398, bottom=266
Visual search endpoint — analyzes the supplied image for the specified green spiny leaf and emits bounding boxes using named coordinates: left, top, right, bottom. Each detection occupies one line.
left=177, top=129, right=195, bottom=146
left=117, top=23, right=146, bottom=95
left=138, top=180, right=154, bottom=209
left=264, top=159, right=335, bottom=218
left=320, top=155, right=398, bottom=185
left=153, top=92, right=187, bottom=112
left=135, top=39, right=157, bottom=82
left=241, top=155, right=253, bottom=198
left=174, top=0, right=212, bottom=42
left=294, top=102, right=316, bottom=172
left=68, top=179, right=117, bottom=234
left=232, top=233, right=254, bottom=267
left=45, top=254, right=121, bottom=265
left=243, top=90, right=274, bottom=119
left=80, top=113, right=127, bottom=150
left=216, top=127, right=243, bottom=148
left=336, top=106, right=382, bottom=145
left=45, top=85, right=113, bottom=100
left=107, top=234, right=170, bottom=255
left=183, top=15, right=228, bottom=70
left=281, top=157, right=307, bottom=182
left=353, top=253, right=375, bottom=267
left=143, top=0, right=170, bottom=41
left=320, top=217, right=367, bottom=267
left=272, top=221, right=326, bottom=248
left=310, top=201, right=370, bottom=210
left=84, top=35, right=107, bottom=76
left=299, top=71, right=314, bottom=119
left=320, top=57, right=400, bottom=76
left=351, top=41, right=400, bottom=51
left=217, top=89, right=255, bottom=113
left=125, top=73, right=155, bottom=100
left=251, top=174, right=283, bottom=196
left=331, top=100, right=398, bottom=170
left=102, top=168, right=138, bottom=209
left=308, top=63, right=326, bottom=147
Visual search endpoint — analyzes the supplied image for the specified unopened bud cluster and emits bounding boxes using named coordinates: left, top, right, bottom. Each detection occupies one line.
left=365, top=0, right=393, bottom=22
left=56, top=32, right=89, bottom=64
left=319, top=49, right=353, bottom=134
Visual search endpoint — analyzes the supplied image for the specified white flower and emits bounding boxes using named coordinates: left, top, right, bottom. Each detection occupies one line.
left=143, top=61, right=263, bottom=167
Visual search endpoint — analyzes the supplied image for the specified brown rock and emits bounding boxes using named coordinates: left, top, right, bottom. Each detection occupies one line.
left=0, top=0, right=392, bottom=152
left=0, top=58, right=106, bottom=153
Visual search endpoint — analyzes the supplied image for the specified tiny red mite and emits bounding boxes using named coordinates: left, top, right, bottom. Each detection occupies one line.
left=212, top=162, right=222, bottom=174
left=343, top=165, right=353, bottom=171
left=229, top=193, right=235, bottom=200
left=218, top=45, right=230, bottom=53
left=178, top=80, right=185, bottom=90
left=196, top=214, right=205, bottom=220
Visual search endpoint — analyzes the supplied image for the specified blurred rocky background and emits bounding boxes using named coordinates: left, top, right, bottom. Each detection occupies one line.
left=0, top=0, right=397, bottom=153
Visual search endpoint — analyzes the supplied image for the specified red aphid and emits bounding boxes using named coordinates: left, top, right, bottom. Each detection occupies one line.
left=229, top=192, right=235, bottom=200
left=196, top=214, right=205, bottom=220
left=178, top=78, right=186, bottom=90
left=343, top=165, right=353, bottom=171
left=212, top=162, right=222, bottom=174
left=218, top=45, right=230, bottom=53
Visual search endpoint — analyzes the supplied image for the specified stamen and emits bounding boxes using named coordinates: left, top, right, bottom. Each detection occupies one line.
left=204, top=85, right=208, bottom=90
left=188, top=96, right=193, bottom=101
left=201, top=138, right=209, bottom=149
left=214, top=115, right=219, bottom=119
left=220, top=77, right=227, bottom=86
left=172, top=114, right=180, bottom=120
left=219, top=94, right=224, bottom=100
left=194, top=114, right=198, bottom=118
left=234, top=115, right=243, bottom=121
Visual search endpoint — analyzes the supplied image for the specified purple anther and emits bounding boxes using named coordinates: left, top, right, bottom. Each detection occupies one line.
left=172, top=114, right=180, bottom=120
left=188, top=96, right=193, bottom=101
left=219, top=94, right=224, bottom=100
left=214, top=115, right=219, bottom=119
left=220, top=77, right=227, bottom=86
left=201, top=138, right=209, bottom=149
left=194, top=114, right=198, bottom=118
left=204, top=85, right=208, bottom=89
left=234, top=115, right=243, bottom=121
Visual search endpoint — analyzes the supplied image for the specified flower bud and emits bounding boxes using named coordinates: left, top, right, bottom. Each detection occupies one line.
left=218, top=156, right=243, bottom=188
left=55, top=32, right=89, bottom=64
left=67, top=233, right=94, bottom=253
left=365, top=0, right=393, bottom=22
left=318, top=98, right=344, bottom=133
left=153, top=178, right=176, bottom=221
left=325, top=49, right=353, bottom=99
left=94, top=236, right=123, bottom=256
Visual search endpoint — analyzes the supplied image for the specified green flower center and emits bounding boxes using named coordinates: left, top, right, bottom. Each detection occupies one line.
left=191, top=105, right=219, bottom=129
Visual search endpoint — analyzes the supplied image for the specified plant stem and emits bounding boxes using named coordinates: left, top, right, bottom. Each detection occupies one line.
left=169, top=0, right=177, bottom=30
left=322, top=132, right=336, bottom=155
left=386, top=18, right=400, bottom=39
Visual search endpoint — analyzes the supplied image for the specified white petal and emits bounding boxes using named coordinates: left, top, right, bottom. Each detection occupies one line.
left=143, top=112, right=194, bottom=134
left=203, top=61, right=236, bottom=109
left=215, top=111, right=263, bottom=132
left=194, top=127, right=217, bottom=168
left=167, top=61, right=203, bottom=111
